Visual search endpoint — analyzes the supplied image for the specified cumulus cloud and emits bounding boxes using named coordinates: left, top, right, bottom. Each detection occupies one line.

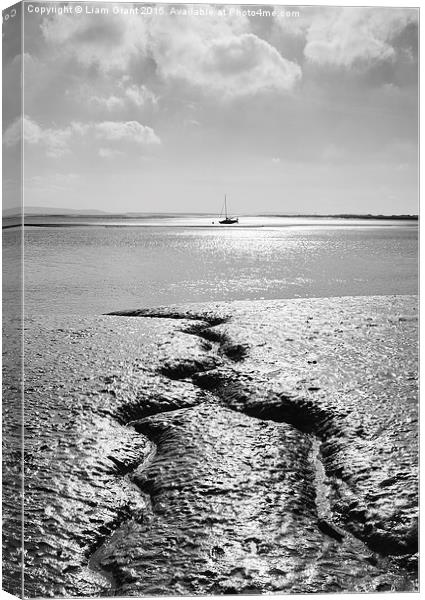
left=304, top=8, right=417, bottom=68
left=94, top=121, right=160, bottom=145
left=4, top=116, right=160, bottom=158
left=74, top=83, right=158, bottom=113
left=40, top=6, right=301, bottom=99
left=41, top=12, right=148, bottom=72
left=4, top=116, right=74, bottom=157
left=148, top=14, right=301, bottom=98
left=124, top=85, right=158, bottom=108
left=90, top=95, right=125, bottom=111
left=273, top=7, right=315, bottom=37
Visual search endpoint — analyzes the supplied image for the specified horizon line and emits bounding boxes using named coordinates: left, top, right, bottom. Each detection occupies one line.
left=3, top=207, right=419, bottom=219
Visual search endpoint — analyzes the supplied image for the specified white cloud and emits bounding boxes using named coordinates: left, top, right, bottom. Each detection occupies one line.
left=90, top=95, right=125, bottom=111
left=43, top=128, right=74, bottom=158
left=148, top=14, right=301, bottom=99
left=94, top=121, right=161, bottom=145
left=4, top=116, right=74, bottom=157
left=4, top=116, right=160, bottom=158
left=79, top=84, right=158, bottom=113
left=304, top=8, right=417, bottom=68
left=24, top=118, right=45, bottom=144
left=69, top=122, right=90, bottom=136
left=3, top=118, right=23, bottom=146
left=273, top=7, right=316, bottom=37
left=40, top=13, right=148, bottom=72
left=124, top=84, right=158, bottom=108
left=40, top=6, right=301, bottom=99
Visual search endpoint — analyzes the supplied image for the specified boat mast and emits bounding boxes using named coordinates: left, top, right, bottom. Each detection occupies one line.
left=224, top=194, right=227, bottom=219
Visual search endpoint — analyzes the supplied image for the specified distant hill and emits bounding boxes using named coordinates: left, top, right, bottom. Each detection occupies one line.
left=254, top=213, right=419, bottom=220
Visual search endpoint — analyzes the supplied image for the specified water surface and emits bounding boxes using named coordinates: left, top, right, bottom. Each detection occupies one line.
left=3, top=218, right=417, bottom=315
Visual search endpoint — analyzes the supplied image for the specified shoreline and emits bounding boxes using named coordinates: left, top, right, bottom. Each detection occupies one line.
left=4, top=211, right=419, bottom=220
left=3, top=214, right=419, bottom=230
left=3, top=294, right=418, bottom=596
left=5, top=222, right=418, bottom=230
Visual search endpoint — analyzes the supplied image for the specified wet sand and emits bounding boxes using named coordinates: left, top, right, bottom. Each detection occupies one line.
left=3, top=295, right=418, bottom=596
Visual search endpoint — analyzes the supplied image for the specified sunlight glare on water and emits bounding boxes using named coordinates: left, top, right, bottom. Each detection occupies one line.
left=7, top=221, right=417, bottom=315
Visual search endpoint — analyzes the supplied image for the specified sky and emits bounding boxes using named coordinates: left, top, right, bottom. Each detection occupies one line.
left=3, top=2, right=419, bottom=214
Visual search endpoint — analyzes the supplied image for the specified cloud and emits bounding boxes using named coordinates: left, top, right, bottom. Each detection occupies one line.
left=90, top=95, right=125, bottom=111
left=148, top=14, right=301, bottom=98
left=4, top=116, right=160, bottom=158
left=69, top=122, right=90, bottom=136
left=273, top=7, right=316, bottom=37
left=94, top=121, right=161, bottom=145
left=304, top=8, right=417, bottom=68
left=4, top=116, right=74, bottom=157
left=124, top=85, right=158, bottom=108
left=3, top=117, right=23, bottom=146
left=40, top=6, right=301, bottom=99
left=72, top=82, right=158, bottom=113
left=40, top=12, right=148, bottom=72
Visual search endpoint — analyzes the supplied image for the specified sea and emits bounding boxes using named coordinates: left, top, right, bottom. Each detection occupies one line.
left=3, top=215, right=418, bottom=316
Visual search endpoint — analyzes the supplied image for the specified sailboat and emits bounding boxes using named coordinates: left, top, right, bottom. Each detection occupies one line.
left=219, top=195, right=239, bottom=224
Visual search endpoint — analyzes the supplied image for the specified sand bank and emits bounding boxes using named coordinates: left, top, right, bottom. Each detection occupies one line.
left=3, top=295, right=418, bottom=596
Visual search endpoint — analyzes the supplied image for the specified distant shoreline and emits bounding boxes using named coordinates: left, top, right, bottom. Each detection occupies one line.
left=2, top=213, right=419, bottom=229
left=3, top=222, right=419, bottom=230
left=4, top=212, right=419, bottom=219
